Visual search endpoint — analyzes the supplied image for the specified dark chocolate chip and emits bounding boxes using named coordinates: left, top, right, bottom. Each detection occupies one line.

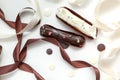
left=97, top=44, right=105, bottom=52
left=46, top=48, right=53, bottom=55
left=56, top=7, right=97, bottom=39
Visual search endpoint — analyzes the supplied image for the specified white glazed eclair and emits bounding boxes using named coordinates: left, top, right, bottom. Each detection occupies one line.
left=56, top=7, right=97, bottom=39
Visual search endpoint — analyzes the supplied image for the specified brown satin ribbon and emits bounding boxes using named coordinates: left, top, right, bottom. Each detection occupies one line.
left=0, top=9, right=44, bottom=80
left=0, top=9, right=100, bottom=80
left=18, top=37, right=100, bottom=80
left=0, top=8, right=26, bottom=28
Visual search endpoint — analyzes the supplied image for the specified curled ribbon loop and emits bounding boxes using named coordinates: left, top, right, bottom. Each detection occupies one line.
left=0, top=0, right=41, bottom=39
left=0, top=9, right=27, bottom=29
left=0, top=10, right=44, bottom=80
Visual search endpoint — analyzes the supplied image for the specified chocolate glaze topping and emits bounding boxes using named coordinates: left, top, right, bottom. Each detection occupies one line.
left=40, top=24, right=85, bottom=48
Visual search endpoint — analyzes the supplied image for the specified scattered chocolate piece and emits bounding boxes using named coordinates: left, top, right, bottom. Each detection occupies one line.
left=46, top=48, right=53, bottom=55
left=40, top=24, right=85, bottom=48
left=56, top=7, right=97, bottom=39
left=97, top=43, right=105, bottom=52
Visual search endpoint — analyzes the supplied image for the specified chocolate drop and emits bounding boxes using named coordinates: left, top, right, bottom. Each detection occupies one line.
left=97, top=44, right=105, bottom=52
left=46, top=48, right=53, bottom=55
left=40, top=24, right=85, bottom=48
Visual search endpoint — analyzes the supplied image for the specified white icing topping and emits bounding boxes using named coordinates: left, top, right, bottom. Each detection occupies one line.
left=56, top=7, right=96, bottom=38
left=44, top=8, right=51, bottom=17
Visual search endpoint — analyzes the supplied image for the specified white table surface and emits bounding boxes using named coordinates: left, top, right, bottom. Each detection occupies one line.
left=0, top=0, right=111, bottom=80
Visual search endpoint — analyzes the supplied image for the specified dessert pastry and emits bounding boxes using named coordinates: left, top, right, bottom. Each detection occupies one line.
left=40, top=24, right=85, bottom=47
left=56, top=7, right=97, bottom=39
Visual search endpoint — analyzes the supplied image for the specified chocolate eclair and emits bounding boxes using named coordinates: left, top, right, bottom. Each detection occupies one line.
left=56, top=7, right=97, bottom=39
left=40, top=24, right=85, bottom=48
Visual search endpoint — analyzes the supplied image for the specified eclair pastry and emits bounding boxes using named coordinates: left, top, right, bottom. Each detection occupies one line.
left=56, top=7, right=97, bottom=39
left=40, top=24, right=85, bottom=48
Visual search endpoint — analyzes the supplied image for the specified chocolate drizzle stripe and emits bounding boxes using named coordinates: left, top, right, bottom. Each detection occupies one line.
left=40, top=24, right=85, bottom=48
left=0, top=8, right=100, bottom=80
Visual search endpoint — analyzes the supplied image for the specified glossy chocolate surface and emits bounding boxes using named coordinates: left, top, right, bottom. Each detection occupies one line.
left=40, top=24, right=85, bottom=48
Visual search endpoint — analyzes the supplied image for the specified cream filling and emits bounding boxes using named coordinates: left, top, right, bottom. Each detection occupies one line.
left=56, top=7, right=96, bottom=39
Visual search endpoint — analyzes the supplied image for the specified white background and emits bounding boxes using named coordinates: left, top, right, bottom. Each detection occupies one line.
left=0, top=0, right=110, bottom=80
